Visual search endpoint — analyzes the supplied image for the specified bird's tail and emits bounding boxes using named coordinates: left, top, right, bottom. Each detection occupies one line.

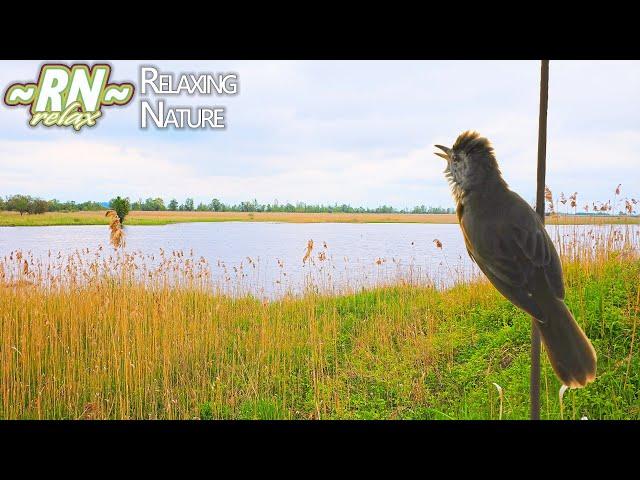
left=536, top=296, right=597, bottom=388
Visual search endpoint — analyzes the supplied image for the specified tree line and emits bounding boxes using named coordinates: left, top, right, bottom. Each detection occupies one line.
left=0, top=194, right=455, bottom=216
left=128, top=197, right=455, bottom=214
left=0, top=195, right=104, bottom=215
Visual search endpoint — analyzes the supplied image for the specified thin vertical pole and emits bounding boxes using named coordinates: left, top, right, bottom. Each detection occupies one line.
left=532, top=60, right=549, bottom=420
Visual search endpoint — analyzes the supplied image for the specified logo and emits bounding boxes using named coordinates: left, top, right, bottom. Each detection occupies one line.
left=3, top=63, right=134, bottom=131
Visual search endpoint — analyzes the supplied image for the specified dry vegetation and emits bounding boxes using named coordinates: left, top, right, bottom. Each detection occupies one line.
left=1, top=218, right=638, bottom=419
left=1, top=186, right=638, bottom=419
left=1, top=209, right=638, bottom=227
left=105, top=210, right=125, bottom=249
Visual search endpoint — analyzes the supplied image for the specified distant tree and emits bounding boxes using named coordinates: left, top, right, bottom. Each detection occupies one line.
left=77, top=201, right=106, bottom=211
left=109, top=196, right=130, bottom=224
left=6, top=195, right=31, bottom=215
left=29, top=198, right=49, bottom=214
left=59, top=200, right=77, bottom=211
left=47, top=199, right=59, bottom=211
left=181, top=198, right=194, bottom=211
left=142, top=197, right=166, bottom=211
left=153, top=197, right=166, bottom=211
left=209, top=198, right=222, bottom=212
left=1, top=193, right=457, bottom=218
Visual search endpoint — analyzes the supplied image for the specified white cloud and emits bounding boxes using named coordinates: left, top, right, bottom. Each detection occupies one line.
left=0, top=140, right=188, bottom=199
left=0, top=139, right=446, bottom=206
left=0, top=60, right=639, bottom=207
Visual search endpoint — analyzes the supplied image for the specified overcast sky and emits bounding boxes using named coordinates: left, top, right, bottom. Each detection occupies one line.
left=1, top=60, right=638, bottom=209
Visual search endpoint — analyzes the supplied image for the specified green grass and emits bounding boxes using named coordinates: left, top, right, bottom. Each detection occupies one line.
left=0, top=211, right=109, bottom=226
left=320, top=257, right=640, bottom=420
left=2, top=210, right=638, bottom=227
left=2, top=252, right=637, bottom=419
left=0, top=211, right=190, bottom=226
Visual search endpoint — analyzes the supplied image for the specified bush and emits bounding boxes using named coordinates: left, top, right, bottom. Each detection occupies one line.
left=6, top=195, right=31, bottom=215
left=109, top=196, right=131, bottom=224
left=29, top=199, right=49, bottom=215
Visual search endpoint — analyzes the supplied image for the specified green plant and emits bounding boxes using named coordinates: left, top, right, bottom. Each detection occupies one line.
left=109, top=196, right=131, bottom=224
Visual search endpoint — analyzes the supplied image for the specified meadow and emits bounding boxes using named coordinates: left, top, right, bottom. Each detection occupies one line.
left=1, top=220, right=638, bottom=419
left=1, top=209, right=639, bottom=226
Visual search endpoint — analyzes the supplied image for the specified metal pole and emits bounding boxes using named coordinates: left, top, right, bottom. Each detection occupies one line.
left=531, top=60, right=549, bottom=420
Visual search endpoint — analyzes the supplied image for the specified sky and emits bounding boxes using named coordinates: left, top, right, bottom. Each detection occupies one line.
left=0, top=60, right=638, bottom=209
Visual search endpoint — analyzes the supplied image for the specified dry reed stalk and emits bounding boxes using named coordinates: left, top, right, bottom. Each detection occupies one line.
left=303, top=239, right=314, bottom=265
left=544, top=185, right=554, bottom=213
left=105, top=210, right=125, bottom=249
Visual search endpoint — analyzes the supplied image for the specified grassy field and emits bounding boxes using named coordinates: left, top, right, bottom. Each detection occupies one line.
left=1, top=244, right=638, bottom=419
left=1, top=209, right=639, bottom=226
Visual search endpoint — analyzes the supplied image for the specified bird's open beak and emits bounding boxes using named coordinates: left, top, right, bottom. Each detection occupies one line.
left=434, top=145, right=451, bottom=160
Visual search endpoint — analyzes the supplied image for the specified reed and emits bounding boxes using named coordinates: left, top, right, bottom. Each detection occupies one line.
left=1, top=209, right=639, bottom=227
left=1, top=215, right=638, bottom=419
left=105, top=210, right=125, bottom=249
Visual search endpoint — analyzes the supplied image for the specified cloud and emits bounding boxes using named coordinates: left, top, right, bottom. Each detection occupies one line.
left=0, top=140, right=188, bottom=199
left=0, top=138, right=449, bottom=206
left=0, top=60, right=638, bottom=207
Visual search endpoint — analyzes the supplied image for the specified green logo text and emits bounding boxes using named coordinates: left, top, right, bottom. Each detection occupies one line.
left=4, top=64, right=134, bottom=131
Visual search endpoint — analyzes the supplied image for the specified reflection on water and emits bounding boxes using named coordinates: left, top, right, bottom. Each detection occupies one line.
left=1, top=222, right=638, bottom=298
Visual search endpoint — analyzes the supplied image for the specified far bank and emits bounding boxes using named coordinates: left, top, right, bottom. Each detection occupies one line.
left=1, top=210, right=639, bottom=227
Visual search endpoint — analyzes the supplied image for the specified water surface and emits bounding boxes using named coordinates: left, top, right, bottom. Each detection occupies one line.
left=0, top=222, right=635, bottom=297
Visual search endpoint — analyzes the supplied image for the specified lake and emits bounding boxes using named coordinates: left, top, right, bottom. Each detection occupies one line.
left=0, top=222, right=636, bottom=298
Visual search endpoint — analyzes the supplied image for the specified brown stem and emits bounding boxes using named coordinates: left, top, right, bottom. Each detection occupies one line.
left=532, top=60, right=549, bottom=420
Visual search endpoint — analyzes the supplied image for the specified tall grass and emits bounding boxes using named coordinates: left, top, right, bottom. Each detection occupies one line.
left=1, top=218, right=638, bottom=419
left=1, top=209, right=639, bottom=227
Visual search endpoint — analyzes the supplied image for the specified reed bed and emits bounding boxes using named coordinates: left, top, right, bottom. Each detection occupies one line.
left=0, top=210, right=639, bottom=419
left=1, top=209, right=639, bottom=227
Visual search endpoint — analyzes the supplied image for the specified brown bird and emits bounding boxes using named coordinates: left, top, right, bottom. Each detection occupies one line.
left=434, top=131, right=596, bottom=388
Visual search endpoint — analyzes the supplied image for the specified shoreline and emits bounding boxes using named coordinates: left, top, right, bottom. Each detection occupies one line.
left=1, top=210, right=639, bottom=227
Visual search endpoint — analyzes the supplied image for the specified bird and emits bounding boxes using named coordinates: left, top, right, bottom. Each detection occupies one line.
left=434, top=131, right=596, bottom=388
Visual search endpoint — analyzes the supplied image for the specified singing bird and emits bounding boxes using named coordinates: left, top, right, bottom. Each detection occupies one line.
left=434, top=131, right=596, bottom=388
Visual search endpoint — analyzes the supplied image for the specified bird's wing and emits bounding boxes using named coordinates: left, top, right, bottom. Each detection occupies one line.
left=465, top=245, right=477, bottom=265
left=511, top=206, right=565, bottom=299
left=462, top=195, right=564, bottom=301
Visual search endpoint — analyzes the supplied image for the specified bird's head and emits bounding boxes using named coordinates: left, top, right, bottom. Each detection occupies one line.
left=434, top=131, right=502, bottom=197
